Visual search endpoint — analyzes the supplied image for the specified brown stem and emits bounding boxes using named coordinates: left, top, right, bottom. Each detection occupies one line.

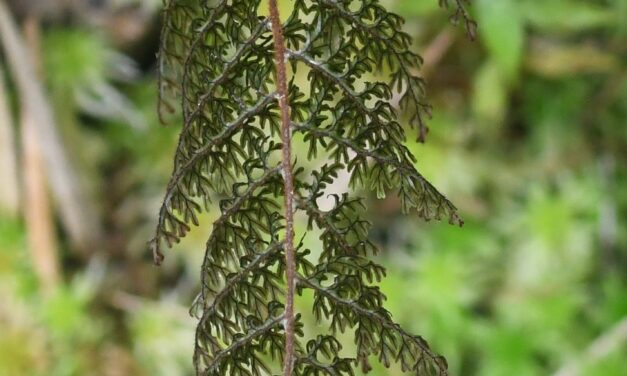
left=21, top=16, right=61, bottom=295
left=0, top=61, right=19, bottom=216
left=0, top=0, right=103, bottom=255
left=267, top=1, right=296, bottom=375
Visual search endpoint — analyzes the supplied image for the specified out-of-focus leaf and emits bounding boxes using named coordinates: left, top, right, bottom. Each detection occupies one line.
left=42, top=283, right=99, bottom=342
left=43, top=29, right=107, bottom=90
left=526, top=40, right=621, bottom=77
left=481, top=325, right=541, bottom=376
left=521, top=0, right=617, bottom=33
left=76, top=82, right=146, bottom=129
left=613, top=0, right=627, bottom=35
left=473, top=60, right=507, bottom=125
left=393, top=0, right=440, bottom=16
left=43, top=28, right=143, bottom=127
left=583, top=348, right=627, bottom=376
left=129, top=301, right=195, bottom=376
left=0, top=291, right=46, bottom=376
left=476, top=0, right=525, bottom=81
left=599, top=276, right=627, bottom=324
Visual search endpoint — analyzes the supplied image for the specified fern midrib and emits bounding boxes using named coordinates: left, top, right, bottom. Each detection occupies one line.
left=267, top=1, right=298, bottom=375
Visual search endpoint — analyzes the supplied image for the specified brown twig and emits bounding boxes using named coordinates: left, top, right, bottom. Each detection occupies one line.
left=20, top=16, right=61, bottom=295
left=0, top=62, right=19, bottom=216
left=421, top=29, right=456, bottom=78
left=0, top=0, right=102, bottom=254
left=267, top=1, right=297, bottom=375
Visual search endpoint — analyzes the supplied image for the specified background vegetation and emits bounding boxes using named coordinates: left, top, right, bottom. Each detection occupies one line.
left=0, top=0, right=625, bottom=375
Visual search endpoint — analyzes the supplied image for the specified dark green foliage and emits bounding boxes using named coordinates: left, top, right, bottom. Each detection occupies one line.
left=152, top=0, right=467, bottom=374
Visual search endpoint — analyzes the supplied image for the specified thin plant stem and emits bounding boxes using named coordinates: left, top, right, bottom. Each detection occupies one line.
left=267, top=1, right=297, bottom=375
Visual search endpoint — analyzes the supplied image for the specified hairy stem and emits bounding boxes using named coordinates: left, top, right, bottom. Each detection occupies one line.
left=267, top=1, right=296, bottom=375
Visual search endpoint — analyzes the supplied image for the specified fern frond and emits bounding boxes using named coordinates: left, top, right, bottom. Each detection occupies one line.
left=299, top=277, right=448, bottom=374
left=439, top=0, right=477, bottom=40
left=153, top=0, right=471, bottom=374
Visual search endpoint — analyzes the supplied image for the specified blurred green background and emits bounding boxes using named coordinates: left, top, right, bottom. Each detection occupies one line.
left=0, top=0, right=625, bottom=375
